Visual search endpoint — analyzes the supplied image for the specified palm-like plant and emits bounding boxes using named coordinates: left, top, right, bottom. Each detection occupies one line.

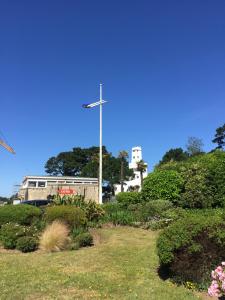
left=136, top=160, right=147, bottom=189
left=118, top=151, right=129, bottom=192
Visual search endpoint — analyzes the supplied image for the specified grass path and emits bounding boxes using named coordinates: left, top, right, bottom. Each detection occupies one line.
left=0, top=227, right=201, bottom=299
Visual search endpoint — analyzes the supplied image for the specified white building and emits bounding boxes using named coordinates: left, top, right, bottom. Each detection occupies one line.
left=18, top=176, right=99, bottom=202
left=114, top=146, right=148, bottom=194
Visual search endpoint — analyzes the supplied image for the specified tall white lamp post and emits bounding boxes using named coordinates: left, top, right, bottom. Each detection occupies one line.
left=82, top=84, right=107, bottom=204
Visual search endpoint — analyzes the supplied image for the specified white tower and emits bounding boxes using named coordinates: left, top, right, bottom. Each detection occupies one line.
left=129, top=146, right=148, bottom=182
left=129, top=146, right=142, bottom=169
left=114, top=146, right=148, bottom=194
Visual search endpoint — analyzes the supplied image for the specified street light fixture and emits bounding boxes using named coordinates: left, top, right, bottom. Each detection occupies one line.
left=82, top=84, right=108, bottom=204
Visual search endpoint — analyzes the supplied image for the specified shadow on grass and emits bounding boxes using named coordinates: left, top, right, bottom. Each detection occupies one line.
left=157, top=264, right=171, bottom=281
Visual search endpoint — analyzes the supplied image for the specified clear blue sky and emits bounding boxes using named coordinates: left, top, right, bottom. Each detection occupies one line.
left=0, top=0, right=225, bottom=196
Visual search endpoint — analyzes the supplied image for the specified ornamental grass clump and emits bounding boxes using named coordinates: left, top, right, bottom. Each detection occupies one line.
left=208, top=262, right=225, bottom=297
left=39, top=220, right=70, bottom=252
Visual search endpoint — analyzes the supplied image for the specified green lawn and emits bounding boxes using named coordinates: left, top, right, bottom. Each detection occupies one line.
left=0, top=227, right=201, bottom=300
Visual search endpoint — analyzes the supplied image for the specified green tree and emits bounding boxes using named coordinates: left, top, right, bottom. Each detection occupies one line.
left=136, top=159, right=147, bottom=188
left=45, top=146, right=108, bottom=176
left=118, top=151, right=129, bottom=192
left=186, top=136, right=204, bottom=156
left=158, top=148, right=188, bottom=166
left=212, top=123, right=225, bottom=149
left=45, top=146, right=133, bottom=192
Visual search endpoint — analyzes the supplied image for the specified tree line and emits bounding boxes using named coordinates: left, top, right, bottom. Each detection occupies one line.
left=158, top=123, right=225, bottom=166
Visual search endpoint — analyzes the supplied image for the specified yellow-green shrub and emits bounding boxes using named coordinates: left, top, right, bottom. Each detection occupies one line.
left=39, top=220, right=70, bottom=252
left=45, top=206, right=86, bottom=228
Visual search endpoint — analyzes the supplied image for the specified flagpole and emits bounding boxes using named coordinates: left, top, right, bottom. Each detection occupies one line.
left=82, top=84, right=107, bottom=204
left=99, top=83, right=103, bottom=204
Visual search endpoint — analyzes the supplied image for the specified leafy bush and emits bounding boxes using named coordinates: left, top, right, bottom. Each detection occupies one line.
left=116, top=192, right=140, bottom=208
left=0, top=223, right=25, bottom=249
left=84, top=200, right=105, bottom=222
left=39, top=220, right=70, bottom=252
left=52, top=194, right=85, bottom=206
left=141, top=170, right=184, bottom=204
left=16, top=236, right=38, bottom=253
left=132, top=200, right=173, bottom=222
left=74, top=232, right=93, bottom=247
left=45, top=206, right=86, bottom=228
left=0, top=222, right=39, bottom=250
left=0, top=205, right=42, bottom=226
left=157, top=210, right=225, bottom=287
left=52, top=195, right=105, bottom=222
left=71, top=226, right=87, bottom=238
left=102, top=203, right=136, bottom=225
left=147, top=219, right=173, bottom=230
left=102, top=202, right=122, bottom=214
left=178, top=163, right=214, bottom=208
left=156, top=150, right=225, bottom=208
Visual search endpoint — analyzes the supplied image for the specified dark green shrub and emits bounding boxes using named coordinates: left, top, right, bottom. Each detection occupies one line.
left=45, top=206, right=86, bottom=228
left=0, top=223, right=39, bottom=250
left=116, top=192, right=140, bottom=208
left=199, top=150, right=225, bottom=207
left=16, top=236, right=38, bottom=252
left=157, top=210, right=225, bottom=287
left=102, top=203, right=136, bottom=225
left=0, top=223, right=25, bottom=249
left=134, top=200, right=173, bottom=222
left=147, top=219, right=173, bottom=230
left=178, top=163, right=214, bottom=208
left=102, top=202, right=122, bottom=214
left=156, top=151, right=225, bottom=208
left=0, top=205, right=42, bottom=226
left=71, top=226, right=87, bottom=239
left=108, top=210, right=136, bottom=225
left=141, top=170, right=184, bottom=204
left=84, top=200, right=105, bottom=221
left=74, top=232, right=93, bottom=247
left=160, top=207, right=186, bottom=220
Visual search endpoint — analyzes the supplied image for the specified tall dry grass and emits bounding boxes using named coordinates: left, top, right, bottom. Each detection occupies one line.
left=39, top=220, right=70, bottom=252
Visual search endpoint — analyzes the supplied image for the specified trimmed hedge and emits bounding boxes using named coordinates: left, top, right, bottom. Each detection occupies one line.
left=141, top=170, right=184, bottom=204
left=45, top=206, right=86, bottom=228
left=157, top=210, right=225, bottom=287
left=116, top=192, right=140, bottom=208
left=133, top=200, right=174, bottom=222
left=0, top=204, right=42, bottom=226
left=16, top=236, right=38, bottom=253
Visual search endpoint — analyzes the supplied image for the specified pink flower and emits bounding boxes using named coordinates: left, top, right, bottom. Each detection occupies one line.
left=215, top=266, right=223, bottom=274
left=211, top=271, right=217, bottom=279
left=208, top=264, right=225, bottom=297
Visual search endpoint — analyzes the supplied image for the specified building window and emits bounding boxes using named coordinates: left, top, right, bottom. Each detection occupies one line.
left=28, top=181, right=37, bottom=188
left=47, top=181, right=57, bottom=186
left=38, top=181, right=46, bottom=188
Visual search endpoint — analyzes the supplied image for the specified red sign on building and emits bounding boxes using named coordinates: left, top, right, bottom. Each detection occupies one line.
left=58, top=189, right=75, bottom=195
